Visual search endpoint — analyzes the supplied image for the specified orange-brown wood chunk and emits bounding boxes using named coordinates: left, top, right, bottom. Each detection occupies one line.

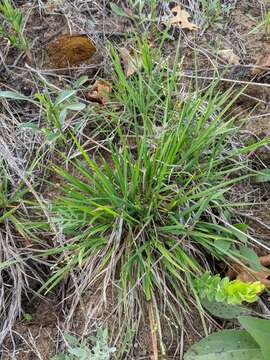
left=48, top=34, right=96, bottom=68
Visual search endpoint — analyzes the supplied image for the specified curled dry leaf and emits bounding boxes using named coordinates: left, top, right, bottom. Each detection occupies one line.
left=218, top=49, right=240, bottom=65
left=85, top=80, right=112, bottom=105
left=48, top=34, right=96, bottom=68
left=252, top=52, right=270, bottom=75
left=119, top=47, right=143, bottom=78
left=167, top=5, right=198, bottom=31
left=228, top=255, right=270, bottom=289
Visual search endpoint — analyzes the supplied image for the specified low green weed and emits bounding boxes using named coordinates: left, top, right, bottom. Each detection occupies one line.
left=194, top=272, right=265, bottom=305
left=52, top=329, right=116, bottom=360
left=0, top=77, right=87, bottom=145
left=0, top=0, right=29, bottom=51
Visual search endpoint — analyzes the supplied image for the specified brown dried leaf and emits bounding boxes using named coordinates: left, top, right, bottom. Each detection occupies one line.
left=119, top=47, right=143, bottom=78
left=218, top=49, right=240, bottom=65
left=260, top=254, right=270, bottom=267
left=86, top=80, right=112, bottom=105
left=228, top=255, right=270, bottom=289
left=48, top=34, right=96, bottom=68
left=252, top=53, right=270, bottom=75
left=168, top=5, right=198, bottom=31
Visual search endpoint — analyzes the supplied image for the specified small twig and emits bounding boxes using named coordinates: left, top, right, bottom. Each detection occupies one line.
left=148, top=301, right=159, bottom=360
left=182, top=72, right=270, bottom=89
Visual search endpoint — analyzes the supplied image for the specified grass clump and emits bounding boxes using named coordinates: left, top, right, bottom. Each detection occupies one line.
left=42, top=42, right=269, bottom=354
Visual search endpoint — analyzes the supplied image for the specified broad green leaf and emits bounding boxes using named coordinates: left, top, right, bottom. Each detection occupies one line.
left=110, top=2, right=131, bottom=17
left=51, top=355, right=68, bottom=360
left=231, top=223, right=248, bottom=242
left=59, top=102, right=86, bottom=125
left=46, top=131, right=61, bottom=143
left=239, top=246, right=262, bottom=271
left=62, top=102, right=86, bottom=111
left=20, top=122, right=40, bottom=131
left=0, top=90, right=29, bottom=101
left=213, top=239, right=231, bottom=253
left=255, top=169, right=270, bottom=183
left=184, top=330, right=263, bottom=360
left=201, top=298, right=249, bottom=319
left=54, top=90, right=76, bottom=107
left=64, top=333, right=80, bottom=347
left=239, top=316, right=270, bottom=360
left=68, top=347, right=90, bottom=358
left=74, top=75, right=89, bottom=88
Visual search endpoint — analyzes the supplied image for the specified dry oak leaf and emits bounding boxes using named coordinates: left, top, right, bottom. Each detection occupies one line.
left=168, top=6, right=198, bottom=31
left=85, top=80, right=112, bottom=105
left=218, top=49, right=240, bottom=65
left=228, top=254, right=270, bottom=289
left=48, top=34, right=96, bottom=68
left=252, top=52, right=270, bottom=75
left=119, top=47, right=143, bottom=78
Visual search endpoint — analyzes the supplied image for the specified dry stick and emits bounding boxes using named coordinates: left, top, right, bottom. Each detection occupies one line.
left=148, top=301, right=159, bottom=360
left=182, top=73, right=270, bottom=89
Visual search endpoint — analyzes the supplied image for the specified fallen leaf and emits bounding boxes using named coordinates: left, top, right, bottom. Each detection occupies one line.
left=260, top=254, right=270, bottom=267
left=167, top=5, right=198, bottom=31
left=119, top=47, right=143, bottom=78
left=228, top=255, right=270, bottom=289
left=85, top=80, right=112, bottom=105
left=218, top=49, right=240, bottom=65
left=48, top=34, right=96, bottom=68
left=252, top=53, right=270, bottom=75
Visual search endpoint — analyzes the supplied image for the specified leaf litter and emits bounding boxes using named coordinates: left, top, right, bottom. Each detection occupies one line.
left=85, top=80, right=112, bottom=105
left=166, top=5, right=198, bottom=31
left=252, top=53, right=270, bottom=75
left=218, top=49, right=240, bottom=65
left=119, top=47, right=143, bottom=78
left=228, top=254, right=270, bottom=289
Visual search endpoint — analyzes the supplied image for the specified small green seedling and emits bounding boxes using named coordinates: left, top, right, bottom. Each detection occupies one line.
left=0, top=77, right=87, bottom=145
left=0, top=0, right=29, bottom=51
left=22, top=313, right=33, bottom=321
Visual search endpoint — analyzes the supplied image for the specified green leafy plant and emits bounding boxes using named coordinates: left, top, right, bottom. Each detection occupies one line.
left=29, top=89, right=86, bottom=143
left=0, top=0, right=29, bottom=50
left=0, top=79, right=87, bottom=145
left=194, top=272, right=265, bottom=305
left=184, top=316, right=270, bottom=360
left=51, top=329, right=116, bottom=360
